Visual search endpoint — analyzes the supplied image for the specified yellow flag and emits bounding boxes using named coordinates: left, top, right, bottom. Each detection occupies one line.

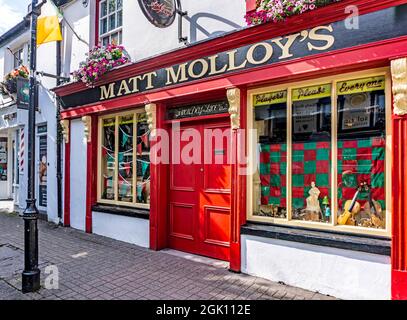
left=37, top=2, right=63, bottom=47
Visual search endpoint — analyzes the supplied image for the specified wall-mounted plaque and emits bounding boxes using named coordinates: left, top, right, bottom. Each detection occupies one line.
left=138, top=0, right=177, bottom=28
left=16, top=77, right=29, bottom=110
left=167, top=101, right=229, bottom=120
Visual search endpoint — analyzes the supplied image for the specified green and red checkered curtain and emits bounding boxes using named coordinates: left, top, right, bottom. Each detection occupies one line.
left=338, top=137, right=386, bottom=210
left=259, top=137, right=385, bottom=210
left=260, top=143, right=287, bottom=207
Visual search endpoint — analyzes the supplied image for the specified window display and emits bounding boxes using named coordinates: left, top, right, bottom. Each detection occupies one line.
left=250, top=72, right=389, bottom=235
left=253, top=90, right=287, bottom=218
left=0, top=137, right=7, bottom=181
left=336, top=76, right=386, bottom=229
left=291, top=84, right=332, bottom=223
left=99, top=111, right=150, bottom=207
left=101, top=117, right=116, bottom=200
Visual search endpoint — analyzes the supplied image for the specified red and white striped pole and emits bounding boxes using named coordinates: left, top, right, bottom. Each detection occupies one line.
left=19, top=128, right=24, bottom=173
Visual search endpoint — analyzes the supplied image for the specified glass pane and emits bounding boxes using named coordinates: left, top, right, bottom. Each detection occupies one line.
left=118, top=115, right=134, bottom=203
left=108, top=0, right=116, bottom=13
left=336, top=76, right=386, bottom=229
left=118, top=31, right=122, bottom=44
left=253, top=91, right=288, bottom=219
left=100, top=18, right=107, bottom=35
left=102, top=36, right=109, bottom=47
left=109, top=14, right=116, bottom=31
left=111, top=33, right=118, bottom=45
left=291, top=84, right=332, bottom=223
left=100, top=0, right=107, bottom=17
left=117, top=10, right=123, bottom=27
left=136, top=113, right=151, bottom=204
left=117, top=0, right=123, bottom=9
left=101, top=118, right=116, bottom=200
left=0, top=137, right=8, bottom=182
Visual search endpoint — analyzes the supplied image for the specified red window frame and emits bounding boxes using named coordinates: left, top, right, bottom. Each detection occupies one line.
left=95, top=0, right=100, bottom=46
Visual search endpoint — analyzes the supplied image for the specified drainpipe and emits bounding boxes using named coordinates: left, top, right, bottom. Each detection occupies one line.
left=56, top=34, right=63, bottom=225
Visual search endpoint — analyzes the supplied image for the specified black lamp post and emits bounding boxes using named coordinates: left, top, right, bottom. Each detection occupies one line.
left=21, top=0, right=41, bottom=293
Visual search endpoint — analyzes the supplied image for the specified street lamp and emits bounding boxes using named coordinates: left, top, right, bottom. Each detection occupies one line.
left=21, top=0, right=41, bottom=293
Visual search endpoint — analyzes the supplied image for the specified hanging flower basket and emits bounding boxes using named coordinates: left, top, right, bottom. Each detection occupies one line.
left=245, top=0, right=342, bottom=26
left=72, top=44, right=130, bottom=88
left=1, top=65, right=29, bottom=94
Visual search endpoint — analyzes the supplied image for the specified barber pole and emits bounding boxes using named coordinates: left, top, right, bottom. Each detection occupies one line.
left=19, top=128, right=24, bottom=173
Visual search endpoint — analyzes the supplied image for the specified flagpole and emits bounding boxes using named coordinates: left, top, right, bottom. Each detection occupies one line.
left=21, top=0, right=41, bottom=293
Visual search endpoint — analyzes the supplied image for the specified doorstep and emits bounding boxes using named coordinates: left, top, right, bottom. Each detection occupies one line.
left=161, top=249, right=230, bottom=269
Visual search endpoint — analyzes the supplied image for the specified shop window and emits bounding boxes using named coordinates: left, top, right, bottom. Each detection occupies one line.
left=291, top=84, right=332, bottom=223
left=0, top=137, right=7, bottom=182
left=98, top=0, right=123, bottom=46
left=99, top=111, right=150, bottom=208
left=253, top=90, right=287, bottom=219
left=249, top=71, right=390, bottom=236
left=336, top=76, right=386, bottom=229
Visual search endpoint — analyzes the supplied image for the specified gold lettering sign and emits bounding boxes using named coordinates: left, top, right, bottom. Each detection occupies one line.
left=292, top=84, right=332, bottom=102
left=98, top=24, right=336, bottom=101
left=337, top=76, right=385, bottom=95
left=254, top=90, right=287, bottom=107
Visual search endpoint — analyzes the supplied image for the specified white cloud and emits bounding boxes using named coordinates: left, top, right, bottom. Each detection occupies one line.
left=0, top=0, right=29, bottom=35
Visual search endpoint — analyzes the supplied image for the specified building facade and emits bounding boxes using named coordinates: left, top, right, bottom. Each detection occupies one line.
left=2, top=0, right=407, bottom=300
left=0, top=2, right=60, bottom=223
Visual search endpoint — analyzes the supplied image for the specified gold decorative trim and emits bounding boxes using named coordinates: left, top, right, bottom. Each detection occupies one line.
left=227, top=88, right=241, bottom=130
left=145, top=103, right=157, bottom=136
left=81, top=116, right=91, bottom=143
left=60, top=119, right=70, bottom=144
left=391, top=58, right=407, bottom=116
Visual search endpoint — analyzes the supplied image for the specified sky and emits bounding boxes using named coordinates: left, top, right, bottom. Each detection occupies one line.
left=0, top=0, right=32, bottom=35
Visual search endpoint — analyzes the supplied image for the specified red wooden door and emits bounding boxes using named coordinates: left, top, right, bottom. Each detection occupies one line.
left=168, top=119, right=231, bottom=261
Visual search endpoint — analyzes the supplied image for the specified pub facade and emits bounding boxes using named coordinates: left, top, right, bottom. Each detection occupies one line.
left=53, top=0, right=407, bottom=300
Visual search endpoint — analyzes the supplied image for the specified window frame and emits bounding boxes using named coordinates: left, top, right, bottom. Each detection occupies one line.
left=247, top=67, right=392, bottom=237
left=96, top=0, right=123, bottom=46
left=13, top=46, right=24, bottom=69
left=97, top=109, right=150, bottom=209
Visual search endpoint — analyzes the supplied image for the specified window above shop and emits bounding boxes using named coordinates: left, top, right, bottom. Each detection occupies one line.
left=248, top=69, right=391, bottom=237
left=13, top=47, right=24, bottom=69
left=98, top=0, right=123, bottom=46
left=98, top=110, right=151, bottom=209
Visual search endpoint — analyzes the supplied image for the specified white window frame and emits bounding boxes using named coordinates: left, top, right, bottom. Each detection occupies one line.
left=246, top=67, right=392, bottom=237
left=98, top=0, right=123, bottom=45
left=12, top=46, right=24, bottom=69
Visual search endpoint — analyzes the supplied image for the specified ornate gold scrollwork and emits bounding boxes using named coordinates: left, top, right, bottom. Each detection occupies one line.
left=391, top=58, right=407, bottom=116
left=60, top=119, right=70, bottom=144
left=145, top=103, right=157, bottom=136
left=227, top=88, right=241, bottom=130
left=81, top=116, right=91, bottom=143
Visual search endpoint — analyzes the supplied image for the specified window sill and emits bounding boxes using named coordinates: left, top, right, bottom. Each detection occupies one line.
left=92, top=203, right=150, bottom=220
left=241, top=221, right=391, bottom=256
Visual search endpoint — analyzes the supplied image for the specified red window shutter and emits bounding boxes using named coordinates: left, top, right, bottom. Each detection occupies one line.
left=246, top=0, right=257, bottom=12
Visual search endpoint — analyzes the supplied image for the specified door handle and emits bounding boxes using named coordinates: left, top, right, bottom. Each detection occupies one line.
left=200, top=168, right=204, bottom=172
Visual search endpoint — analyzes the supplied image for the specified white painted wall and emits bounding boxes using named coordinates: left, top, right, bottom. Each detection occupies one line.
left=0, top=1, right=60, bottom=220
left=105, top=0, right=246, bottom=62
left=241, top=235, right=391, bottom=300
left=69, top=119, right=87, bottom=231
left=61, top=0, right=91, bottom=77
left=59, top=0, right=246, bottom=74
left=92, top=212, right=150, bottom=248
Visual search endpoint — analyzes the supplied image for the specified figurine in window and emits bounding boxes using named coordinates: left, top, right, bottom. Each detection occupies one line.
left=303, top=181, right=322, bottom=221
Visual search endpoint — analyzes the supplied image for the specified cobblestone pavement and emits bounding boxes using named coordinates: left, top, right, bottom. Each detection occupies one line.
left=0, top=211, right=336, bottom=300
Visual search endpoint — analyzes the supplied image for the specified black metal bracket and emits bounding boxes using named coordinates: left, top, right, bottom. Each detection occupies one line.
left=36, top=71, right=70, bottom=83
left=176, top=0, right=188, bottom=45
